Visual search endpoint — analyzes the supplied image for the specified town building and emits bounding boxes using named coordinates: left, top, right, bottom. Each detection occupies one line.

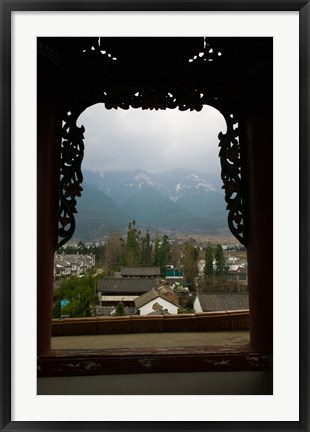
left=53, top=253, right=95, bottom=279
left=135, top=287, right=180, bottom=316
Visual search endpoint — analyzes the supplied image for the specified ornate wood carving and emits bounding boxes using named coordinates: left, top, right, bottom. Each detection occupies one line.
left=218, top=112, right=245, bottom=246
left=57, top=112, right=84, bottom=248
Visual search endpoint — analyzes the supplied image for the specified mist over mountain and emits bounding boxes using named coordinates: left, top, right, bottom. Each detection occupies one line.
left=74, top=169, right=228, bottom=240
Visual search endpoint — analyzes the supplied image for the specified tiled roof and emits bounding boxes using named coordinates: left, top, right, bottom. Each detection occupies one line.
left=121, top=266, right=161, bottom=277
left=197, top=293, right=249, bottom=312
left=134, top=289, right=158, bottom=308
left=97, top=278, right=156, bottom=294
left=135, top=288, right=179, bottom=309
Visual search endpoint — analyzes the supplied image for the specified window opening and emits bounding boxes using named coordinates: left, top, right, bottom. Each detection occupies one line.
left=53, top=105, right=249, bottom=349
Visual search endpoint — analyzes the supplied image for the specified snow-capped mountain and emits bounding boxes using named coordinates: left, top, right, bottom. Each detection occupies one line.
left=83, top=169, right=219, bottom=202
left=84, top=169, right=170, bottom=205
left=174, top=174, right=216, bottom=201
left=171, top=173, right=226, bottom=222
left=73, top=168, right=228, bottom=240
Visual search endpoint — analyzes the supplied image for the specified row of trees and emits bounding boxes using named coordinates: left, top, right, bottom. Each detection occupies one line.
left=57, top=221, right=173, bottom=276
left=201, top=244, right=247, bottom=293
left=204, top=244, right=228, bottom=277
left=56, top=221, right=231, bottom=296
left=105, top=221, right=220, bottom=288
left=181, top=242, right=228, bottom=289
left=103, top=221, right=173, bottom=276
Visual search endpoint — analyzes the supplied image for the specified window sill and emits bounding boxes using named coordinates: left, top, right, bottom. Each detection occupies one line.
left=38, top=346, right=272, bottom=377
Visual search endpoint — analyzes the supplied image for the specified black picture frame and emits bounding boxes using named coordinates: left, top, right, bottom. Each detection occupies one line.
left=1, top=1, right=309, bottom=431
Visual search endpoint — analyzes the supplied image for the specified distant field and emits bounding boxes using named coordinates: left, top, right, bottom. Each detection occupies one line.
left=172, top=232, right=239, bottom=247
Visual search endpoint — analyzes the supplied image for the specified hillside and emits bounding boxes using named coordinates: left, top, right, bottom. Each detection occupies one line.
left=73, top=169, right=228, bottom=240
left=74, top=183, right=128, bottom=240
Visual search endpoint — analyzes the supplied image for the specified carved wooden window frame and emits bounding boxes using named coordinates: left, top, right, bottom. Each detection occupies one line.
left=37, top=37, right=273, bottom=380
left=58, top=93, right=246, bottom=249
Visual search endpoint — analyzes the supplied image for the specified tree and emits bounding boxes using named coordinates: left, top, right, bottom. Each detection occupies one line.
left=154, top=234, right=171, bottom=277
left=140, top=229, right=152, bottom=265
left=182, top=242, right=199, bottom=288
left=204, top=244, right=214, bottom=277
left=114, top=301, right=126, bottom=316
left=124, top=220, right=141, bottom=266
left=214, top=244, right=228, bottom=276
left=92, top=244, right=105, bottom=267
left=170, top=242, right=182, bottom=268
left=104, top=231, right=125, bottom=272
left=77, top=241, right=87, bottom=253
left=153, top=235, right=160, bottom=266
left=53, top=275, right=97, bottom=317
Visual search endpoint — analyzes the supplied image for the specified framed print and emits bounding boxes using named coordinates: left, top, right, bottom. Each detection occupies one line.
left=1, top=1, right=309, bottom=430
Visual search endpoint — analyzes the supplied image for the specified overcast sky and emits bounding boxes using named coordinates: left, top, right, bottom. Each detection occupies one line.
left=77, top=104, right=226, bottom=177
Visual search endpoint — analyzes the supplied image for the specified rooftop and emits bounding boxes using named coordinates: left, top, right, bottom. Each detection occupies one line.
left=121, top=266, right=161, bottom=277
left=97, top=277, right=156, bottom=294
left=135, top=287, right=179, bottom=309
left=197, top=293, right=249, bottom=312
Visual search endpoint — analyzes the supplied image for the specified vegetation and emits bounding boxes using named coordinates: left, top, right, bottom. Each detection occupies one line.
left=204, top=244, right=214, bottom=277
left=214, top=244, right=228, bottom=276
left=178, top=297, right=195, bottom=314
left=114, top=302, right=126, bottom=316
left=104, top=231, right=125, bottom=272
left=198, top=277, right=247, bottom=293
left=53, top=275, right=98, bottom=318
left=55, top=220, right=248, bottom=312
left=140, top=229, right=152, bottom=265
left=124, top=220, right=141, bottom=265
left=153, top=234, right=172, bottom=277
left=182, top=242, right=199, bottom=288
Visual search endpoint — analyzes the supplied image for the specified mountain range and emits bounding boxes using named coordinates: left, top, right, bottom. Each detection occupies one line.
left=74, top=169, right=229, bottom=240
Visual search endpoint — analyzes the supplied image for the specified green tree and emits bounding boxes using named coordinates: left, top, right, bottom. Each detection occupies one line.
left=153, top=235, right=160, bottom=266
left=54, top=275, right=97, bottom=317
left=204, top=244, right=214, bottom=277
left=124, top=220, right=141, bottom=266
left=182, top=242, right=199, bottom=288
left=154, top=234, right=171, bottom=277
left=140, top=229, right=152, bottom=265
left=92, top=244, right=105, bottom=267
left=114, top=301, right=126, bottom=316
left=214, top=244, right=228, bottom=276
left=77, top=241, right=87, bottom=253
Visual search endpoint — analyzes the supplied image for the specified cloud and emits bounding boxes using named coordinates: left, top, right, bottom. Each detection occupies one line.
left=77, top=103, right=226, bottom=176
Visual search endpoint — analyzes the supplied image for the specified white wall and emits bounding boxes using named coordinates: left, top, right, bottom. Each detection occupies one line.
left=193, top=297, right=203, bottom=313
left=139, top=297, right=179, bottom=315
